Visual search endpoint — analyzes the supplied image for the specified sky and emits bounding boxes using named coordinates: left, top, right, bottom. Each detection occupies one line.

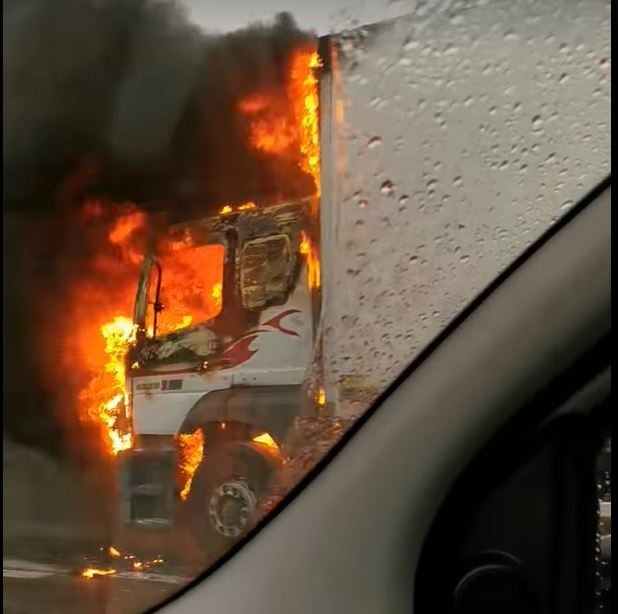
left=177, top=0, right=416, bottom=35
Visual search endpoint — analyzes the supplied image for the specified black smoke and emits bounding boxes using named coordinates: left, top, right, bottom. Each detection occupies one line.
left=2, top=0, right=315, bottom=459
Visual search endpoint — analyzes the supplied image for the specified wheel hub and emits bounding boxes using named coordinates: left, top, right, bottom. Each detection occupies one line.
left=208, top=481, right=257, bottom=538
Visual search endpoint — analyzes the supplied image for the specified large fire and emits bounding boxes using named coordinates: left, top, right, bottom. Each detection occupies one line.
left=75, top=213, right=225, bottom=456
left=66, top=46, right=321, bottom=495
left=239, top=49, right=321, bottom=194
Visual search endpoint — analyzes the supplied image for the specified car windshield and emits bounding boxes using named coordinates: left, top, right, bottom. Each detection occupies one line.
left=3, top=0, right=609, bottom=613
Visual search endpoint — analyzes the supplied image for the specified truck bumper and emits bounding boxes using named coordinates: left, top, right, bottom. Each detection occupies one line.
left=118, top=446, right=177, bottom=528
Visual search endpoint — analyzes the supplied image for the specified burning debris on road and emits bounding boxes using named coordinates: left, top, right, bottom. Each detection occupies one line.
left=80, top=545, right=166, bottom=580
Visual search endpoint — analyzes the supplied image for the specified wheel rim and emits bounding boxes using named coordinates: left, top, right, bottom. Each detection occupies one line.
left=207, top=480, right=257, bottom=538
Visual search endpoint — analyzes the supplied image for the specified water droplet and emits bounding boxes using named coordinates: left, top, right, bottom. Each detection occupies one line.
left=560, top=200, right=574, bottom=211
left=359, top=199, right=369, bottom=209
left=380, top=180, right=395, bottom=196
left=600, top=57, right=610, bottom=69
left=403, top=38, right=420, bottom=51
left=367, top=136, right=382, bottom=149
left=459, top=254, right=470, bottom=263
left=531, top=115, right=543, bottom=130
left=398, top=194, right=409, bottom=205
left=444, top=43, right=458, bottom=56
left=558, top=73, right=569, bottom=84
left=453, top=176, right=463, bottom=187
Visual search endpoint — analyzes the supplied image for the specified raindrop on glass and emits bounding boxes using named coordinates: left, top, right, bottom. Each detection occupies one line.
left=380, top=180, right=395, bottom=196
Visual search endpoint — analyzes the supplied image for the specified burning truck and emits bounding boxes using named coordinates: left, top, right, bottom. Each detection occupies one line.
left=118, top=196, right=322, bottom=548
left=7, top=7, right=362, bottom=553
left=60, top=40, right=330, bottom=551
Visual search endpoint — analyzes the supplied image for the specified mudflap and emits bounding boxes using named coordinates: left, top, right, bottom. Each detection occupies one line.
left=118, top=447, right=177, bottom=528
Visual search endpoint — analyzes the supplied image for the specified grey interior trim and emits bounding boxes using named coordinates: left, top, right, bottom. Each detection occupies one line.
left=547, top=367, right=610, bottom=420
left=163, top=187, right=610, bottom=614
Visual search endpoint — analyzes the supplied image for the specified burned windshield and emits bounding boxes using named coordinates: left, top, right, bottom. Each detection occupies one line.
left=148, top=243, right=225, bottom=336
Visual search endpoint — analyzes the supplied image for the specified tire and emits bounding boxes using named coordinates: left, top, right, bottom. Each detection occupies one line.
left=185, top=442, right=270, bottom=552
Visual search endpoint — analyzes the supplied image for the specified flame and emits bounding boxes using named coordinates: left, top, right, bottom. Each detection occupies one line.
left=81, top=568, right=117, bottom=579
left=154, top=243, right=225, bottom=335
left=317, top=387, right=327, bottom=408
left=290, top=50, right=321, bottom=195
left=239, top=48, right=321, bottom=196
left=252, top=431, right=279, bottom=451
left=108, top=546, right=121, bottom=558
left=72, top=207, right=224, bottom=457
left=211, top=281, right=223, bottom=314
left=177, top=429, right=204, bottom=501
left=78, top=315, right=136, bottom=455
left=219, top=201, right=257, bottom=216
left=108, top=210, right=146, bottom=265
left=80, top=546, right=165, bottom=579
left=300, top=231, right=320, bottom=290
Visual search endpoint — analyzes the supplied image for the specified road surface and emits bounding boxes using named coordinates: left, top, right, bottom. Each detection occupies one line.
left=3, top=557, right=194, bottom=614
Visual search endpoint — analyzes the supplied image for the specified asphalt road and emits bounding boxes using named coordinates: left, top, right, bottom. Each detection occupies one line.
left=3, top=561, right=185, bottom=614
left=3, top=441, right=212, bottom=614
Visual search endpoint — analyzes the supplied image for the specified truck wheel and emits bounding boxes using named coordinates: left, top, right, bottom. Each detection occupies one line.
left=186, top=443, right=269, bottom=552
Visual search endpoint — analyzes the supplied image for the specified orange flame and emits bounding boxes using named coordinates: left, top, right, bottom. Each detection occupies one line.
left=219, top=201, right=257, bottom=216
left=239, top=48, right=321, bottom=196
left=74, top=209, right=224, bottom=457
left=252, top=431, right=279, bottom=452
left=291, top=50, right=321, bottom=195
left=300, top=231, right=320, bottom=290
left=177, top=430, right=204, bottom=501
left=81, top=568, right=117, bottom=579
left=96, top=316, right=135, bottom=454
left=80, top=546, right=164, bottom=579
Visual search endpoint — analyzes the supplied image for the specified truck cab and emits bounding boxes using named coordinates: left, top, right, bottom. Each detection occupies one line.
left=120, top=197, right=320, bottom=548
